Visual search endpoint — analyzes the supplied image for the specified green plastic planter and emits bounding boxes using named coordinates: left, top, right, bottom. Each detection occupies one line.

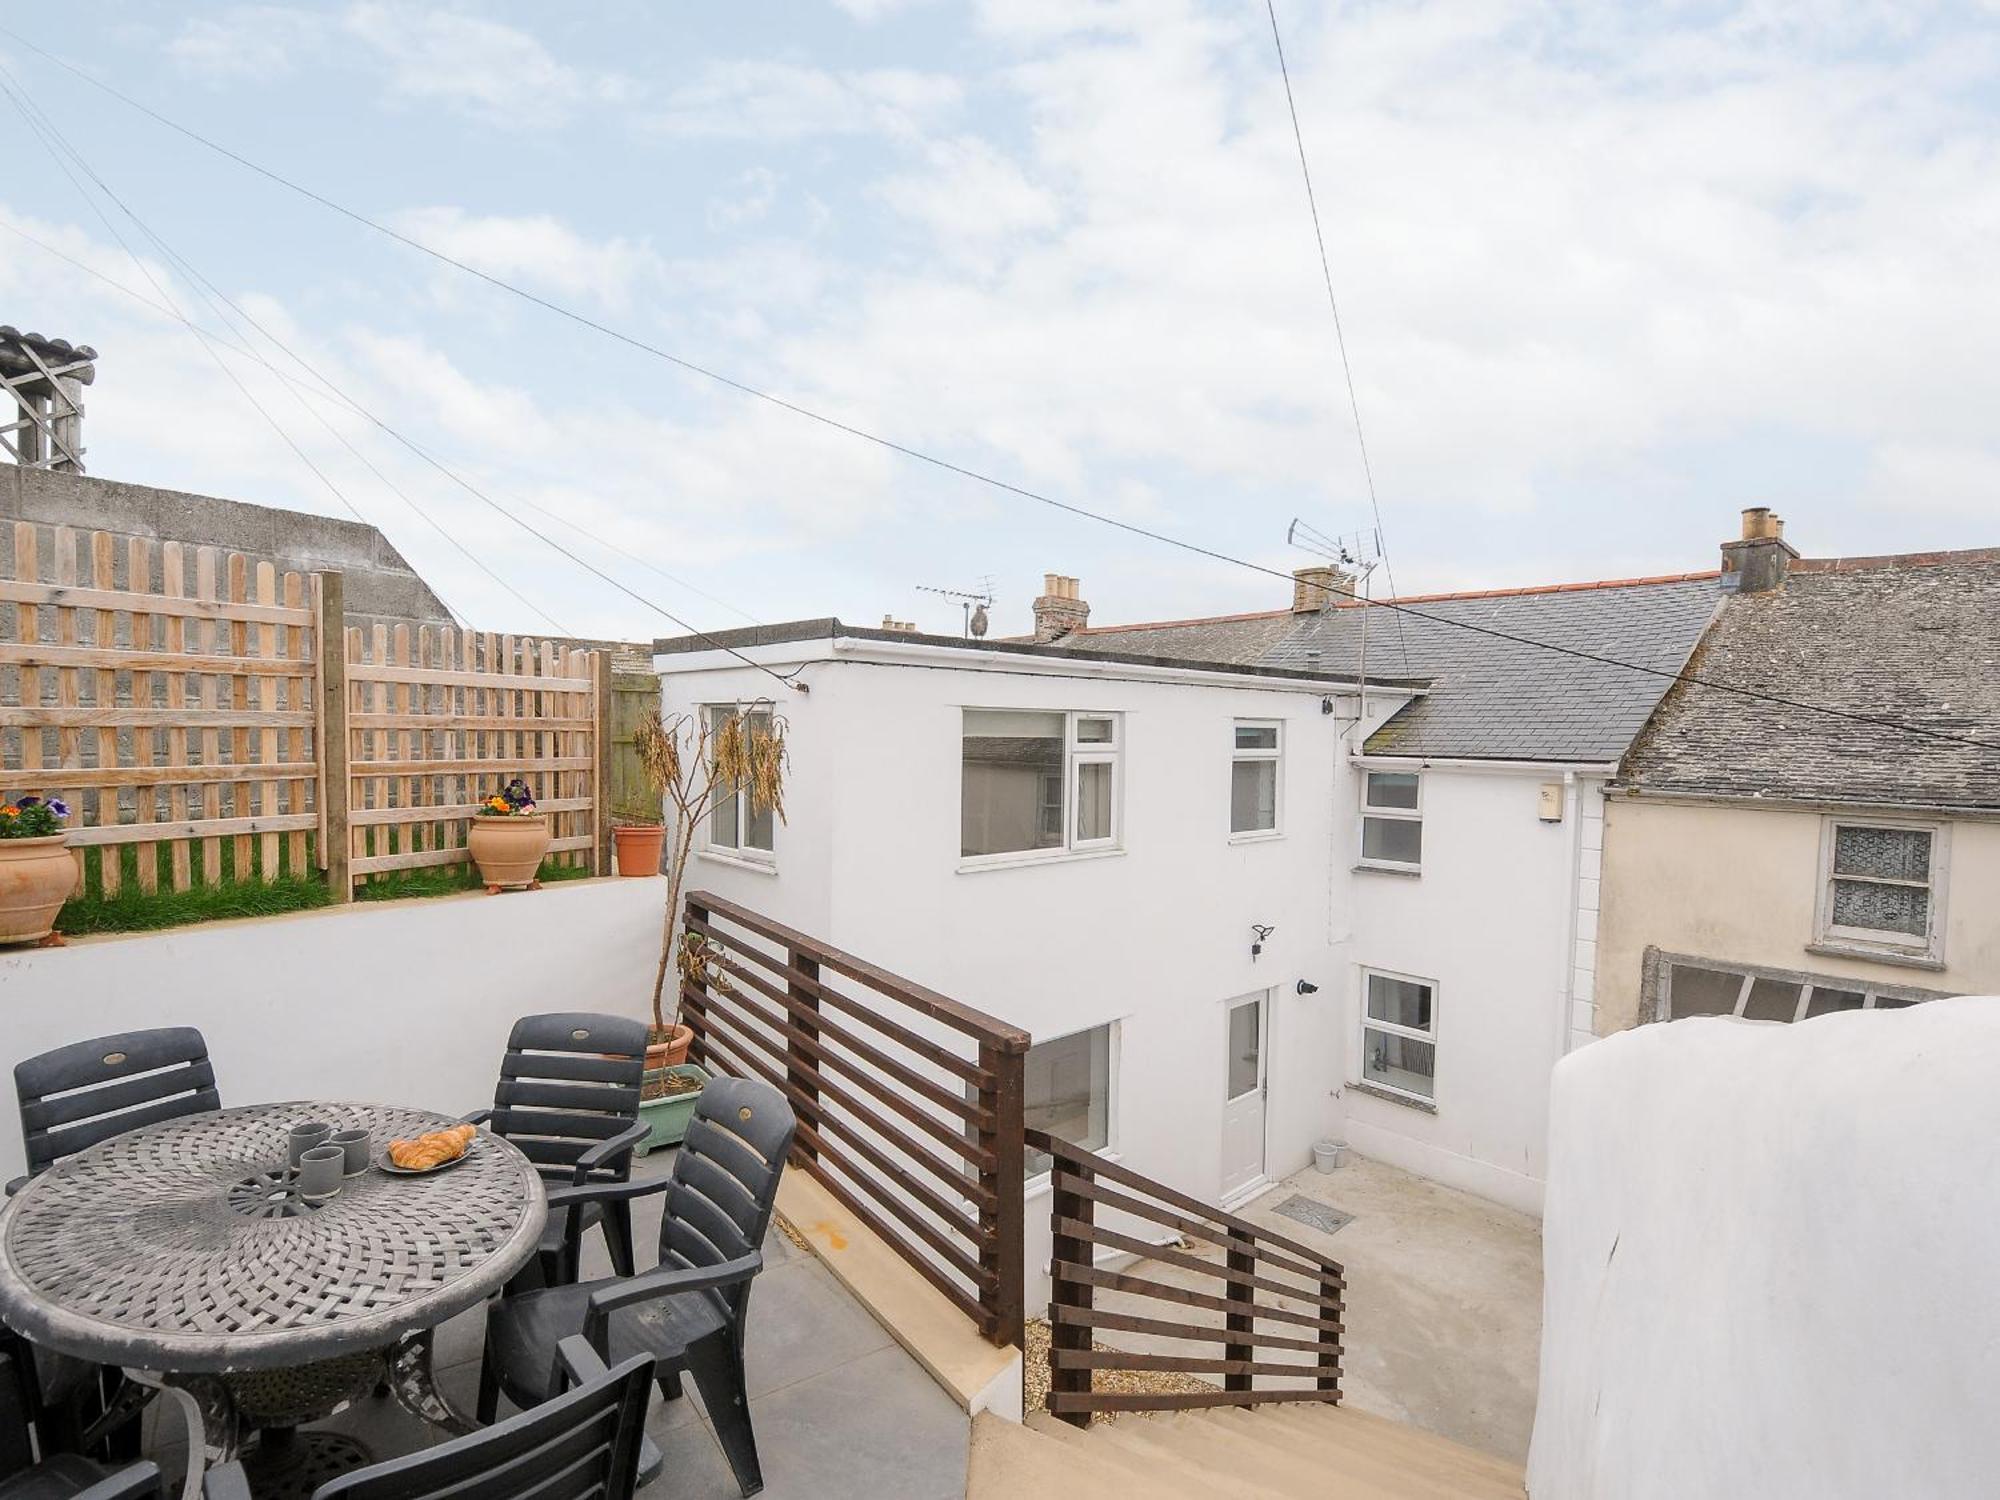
left=635, top=1064, right=710, bottom=1155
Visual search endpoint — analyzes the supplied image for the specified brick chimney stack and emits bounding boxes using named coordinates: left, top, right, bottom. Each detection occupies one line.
left=1720, top=507, right=1798, bottom=593
left=1291, top=565, right=1353, bottom=613
left=1032, top=574, right=1090, bottom=642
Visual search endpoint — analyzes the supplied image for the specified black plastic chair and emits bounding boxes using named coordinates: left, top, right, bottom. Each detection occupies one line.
left=0, top=1334, right=162, bottom=1500
left=204, top=1338, right=656, bottom=1500
left=11, top=1028, right=221, bottom=1195
left=477, top=1076, right=796, bottom=1499
left=464, top=1013, right=652, bottom=1288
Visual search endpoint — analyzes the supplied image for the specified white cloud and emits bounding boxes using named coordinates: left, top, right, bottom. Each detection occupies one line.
left=705, top=168, right=783, bottom=232
left=166, top=6, right=325, bottom=80
left=387, top=208, right=661, bottom=310
left=647, top=60, right=962, bottom=141
left=341, top=3, right=631, bottom=127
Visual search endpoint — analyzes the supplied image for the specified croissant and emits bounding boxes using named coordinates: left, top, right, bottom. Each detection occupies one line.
left=387, top=1123, right=476, bottom=1170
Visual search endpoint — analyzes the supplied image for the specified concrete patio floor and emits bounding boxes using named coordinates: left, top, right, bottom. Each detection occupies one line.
left=143, top=1151, right=970, bottom=1500
left=1096, top=1152, right=1543, bottom=1462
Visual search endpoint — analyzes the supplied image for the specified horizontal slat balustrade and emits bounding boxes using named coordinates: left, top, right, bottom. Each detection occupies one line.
left=1029, top=1128, right=1345, bottom=1426
left=682, top=892, right=1029, bottom=1347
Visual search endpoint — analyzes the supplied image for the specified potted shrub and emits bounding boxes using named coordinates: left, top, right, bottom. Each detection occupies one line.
left=635, top=707, right=788, bottom=1070
left=467, top=778, right=549, bottom=891
left=0, top=795, right=76, bottom=945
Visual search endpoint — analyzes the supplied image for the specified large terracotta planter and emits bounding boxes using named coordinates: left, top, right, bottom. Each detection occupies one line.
left=0, top=835, right=77, bottom=944
left=467, top=814, right=550, bottom=891
left=613, top=824, right=665, bottom=877
left=646, top=1024, right=693, bottom=1070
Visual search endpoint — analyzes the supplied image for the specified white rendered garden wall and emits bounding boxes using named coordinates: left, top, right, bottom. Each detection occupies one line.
left=0, top=876, right=665, bottom=1180
left=1529, top=999, right=2000, bottom=1499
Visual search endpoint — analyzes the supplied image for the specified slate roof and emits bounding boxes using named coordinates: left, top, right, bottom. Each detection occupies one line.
left=1257, top=576, right=1724, bottom=761
left=1049, top=610, right=1300, bottom=665
left=1619, top=551, right=2000, bottom=810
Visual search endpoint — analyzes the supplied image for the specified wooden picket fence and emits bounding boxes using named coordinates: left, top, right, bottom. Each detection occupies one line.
left=336, top=610, right=607, bottom=889
left=0, top=526, right=608, bottom=904
left=0, top=523, right=320, bottom=897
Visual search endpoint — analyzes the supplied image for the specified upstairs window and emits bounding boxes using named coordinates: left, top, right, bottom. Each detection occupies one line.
left=1360, top=770, right=1422, bottom=870
left=1815, top=819, right=1945, bottom=962
left=962, top=710, right=1120, bottom=860
left=1230, top=722, right=1281, bottom=836
left=706, top=705, right=774, bottom=858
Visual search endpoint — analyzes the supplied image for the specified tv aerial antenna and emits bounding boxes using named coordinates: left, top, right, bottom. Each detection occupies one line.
left=916, top=578, right=995, bottom=638
left=1286, top=519, right=1386, bottom=738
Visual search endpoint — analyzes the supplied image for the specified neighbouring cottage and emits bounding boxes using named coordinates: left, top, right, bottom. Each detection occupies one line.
left=1596, top=514, right=2000, bottom=1030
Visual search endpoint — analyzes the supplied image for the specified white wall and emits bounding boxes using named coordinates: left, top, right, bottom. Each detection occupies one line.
left=0, top=877, right=665, bottom=1181
left=1529, top=999, right=2000, bottom=1500
left=663, top=648, right=1370, bottom=1311
left=1337, top=768, right=1598, bottom=1214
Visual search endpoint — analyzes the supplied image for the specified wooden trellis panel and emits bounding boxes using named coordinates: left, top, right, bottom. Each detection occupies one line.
left=341, top=629, right=601, bottom=887
left=0, top=523, right=318, bottom=895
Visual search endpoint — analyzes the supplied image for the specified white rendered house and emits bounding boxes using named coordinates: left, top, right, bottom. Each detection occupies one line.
left=654, top=619, right=1421, bottom=1306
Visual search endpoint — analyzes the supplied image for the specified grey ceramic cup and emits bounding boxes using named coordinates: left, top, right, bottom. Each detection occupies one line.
left=288, top=1121, right=333, bottom=1167
left=297, top=1144, right=344, bottom=1202
left=329, top=1128, right=371, bottom=1176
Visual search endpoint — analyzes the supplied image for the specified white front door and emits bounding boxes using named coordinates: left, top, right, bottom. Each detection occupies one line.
left=1220, top=991, right=1269, bottom=1199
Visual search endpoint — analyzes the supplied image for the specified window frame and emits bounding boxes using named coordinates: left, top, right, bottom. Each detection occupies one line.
left=1654, top=951, right=1951, bottom=1024
left=959, top=708, right=1123, bottom=868
left=1229, top=719, right=1283, bottom=840
left=1358, top=768, right=1423, bottom=873
left=1811, top=816, right=1948, bottom=965
left=1019, top=1020, right=1120, bottom=1184
left=699, top=703, right=777, bottom=867
left=1356, top=966, right=1438, bottom=1108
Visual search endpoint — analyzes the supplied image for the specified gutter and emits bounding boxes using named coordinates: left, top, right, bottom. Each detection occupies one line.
left=1350, top=752, right=1622, bottom=775
left=1606, top=786, right=2000, bottom=823
left=821, top=636, right=1425, bottom=696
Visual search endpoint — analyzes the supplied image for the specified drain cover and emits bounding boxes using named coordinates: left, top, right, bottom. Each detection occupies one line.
left=1272, top=1195, right=1352, bottom=1235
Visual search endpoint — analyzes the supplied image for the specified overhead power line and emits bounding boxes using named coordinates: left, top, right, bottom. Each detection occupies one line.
left=1262, top=0, right=1409, bottom=674
left=8, top=28, right=1996, bottom=749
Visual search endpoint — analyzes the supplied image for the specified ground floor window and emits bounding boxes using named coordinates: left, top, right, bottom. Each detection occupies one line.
left=1653, top=951, right=1953, bottom=1023
left=1022, top=1022, right=1113, bottom=1177
left=1360, top=969, right=1436, bottom=1103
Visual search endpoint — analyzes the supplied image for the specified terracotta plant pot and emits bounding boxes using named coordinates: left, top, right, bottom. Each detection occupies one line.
left=0, top=835, right=77, bottom=944
left=646, top=1024, right=693, bottom=1070
left=613, top=824, right=666, bottom=878
left=467, top=814, right=551, bottom=890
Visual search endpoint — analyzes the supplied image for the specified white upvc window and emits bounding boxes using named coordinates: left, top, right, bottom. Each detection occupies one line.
left=1359, top=769, right=1422, bottom=871
left=961, top=710, right=1121, bottom=863
left=1359, top=968, right=1437, bottom=1105
left=1230, top=721, right=1282, bottom=837
left=704, top=704, right=775, bottom=862
left=1022, top=1022, right=1115, bottom=1179
left=1813, top=818, right=1947, bottom=963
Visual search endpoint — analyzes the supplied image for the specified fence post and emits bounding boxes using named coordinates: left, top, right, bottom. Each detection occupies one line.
left=1318, top=1270, right=1343, bottom=1398
left=786, top=948, right=821, bottom=1162
left=976, top=1041, right=1025, bottom=1351
left=1224, top=1227, right=1256, bottom=1396
left=1047, top=1147, right=1092, bottom=1427
left=313, top=572, right=352, bottom=901
left=681, top=895, right=710, bottom=1071
left=591, top=651, right=612, bottom=875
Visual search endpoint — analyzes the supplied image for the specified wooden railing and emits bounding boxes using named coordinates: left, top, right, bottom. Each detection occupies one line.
left=1029, top=1129, right=1345, bottom=1425
left=680, top=891, right=1030, bottom=1347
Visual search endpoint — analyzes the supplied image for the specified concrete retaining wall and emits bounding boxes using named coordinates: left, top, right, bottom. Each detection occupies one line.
left=0, top=876, right=667, bottom=1181
left=1529, top=999, right=2000, bottom=1499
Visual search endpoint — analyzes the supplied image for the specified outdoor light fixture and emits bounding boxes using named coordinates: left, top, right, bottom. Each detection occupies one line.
left=1296, top=980, right=1319, bottom=996
left=1251, top=924, right=1275, bottom=960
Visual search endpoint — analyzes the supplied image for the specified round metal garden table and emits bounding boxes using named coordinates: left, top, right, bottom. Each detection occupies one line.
left=0, top=1101, right=547, bottom=1484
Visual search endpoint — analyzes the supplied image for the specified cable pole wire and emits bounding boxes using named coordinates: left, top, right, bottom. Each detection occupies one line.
left=11, top=27, right=1999, bottom=751
left=1263, top=0, right=1409, bottom=675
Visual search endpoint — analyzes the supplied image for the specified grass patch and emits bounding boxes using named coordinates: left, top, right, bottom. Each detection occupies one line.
left=58, top=874, right=334, bottom=936
left=354, top=858, right=594, bottom=903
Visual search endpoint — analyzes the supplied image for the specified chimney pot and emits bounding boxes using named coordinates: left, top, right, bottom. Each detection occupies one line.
left=1721, top=508, right=1798, bottom=593
left=1291, top=565, right=1352, bottom=614
left=1032, top=573, right=1090, bottom=642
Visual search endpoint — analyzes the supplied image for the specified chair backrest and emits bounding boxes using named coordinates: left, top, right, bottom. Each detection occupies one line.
left=312, top=1351, right=654, bottom=1500
left=661, top=1076, right=796, bottom=1322
left=15, top=1028, right=220, bottom=1178
left=488, top=1013, right=649, bottom=1184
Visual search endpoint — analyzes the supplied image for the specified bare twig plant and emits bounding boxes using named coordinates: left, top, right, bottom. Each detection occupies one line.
left=636, top=704, right=789, bottom=1037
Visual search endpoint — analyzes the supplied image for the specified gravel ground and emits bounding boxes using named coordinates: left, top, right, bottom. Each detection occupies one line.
left=1022, top=1317, right=1216, bottom=1425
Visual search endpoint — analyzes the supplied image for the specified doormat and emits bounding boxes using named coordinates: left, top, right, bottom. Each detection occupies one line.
left=1272, top=1195, right=1353, bottom=1235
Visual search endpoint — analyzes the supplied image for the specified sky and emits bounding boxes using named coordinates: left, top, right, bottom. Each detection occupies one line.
left=0, top=2, right=1994, bottom=642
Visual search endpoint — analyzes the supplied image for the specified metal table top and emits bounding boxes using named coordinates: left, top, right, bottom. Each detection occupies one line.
left=0, top=1102, right=547, bottom=1373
